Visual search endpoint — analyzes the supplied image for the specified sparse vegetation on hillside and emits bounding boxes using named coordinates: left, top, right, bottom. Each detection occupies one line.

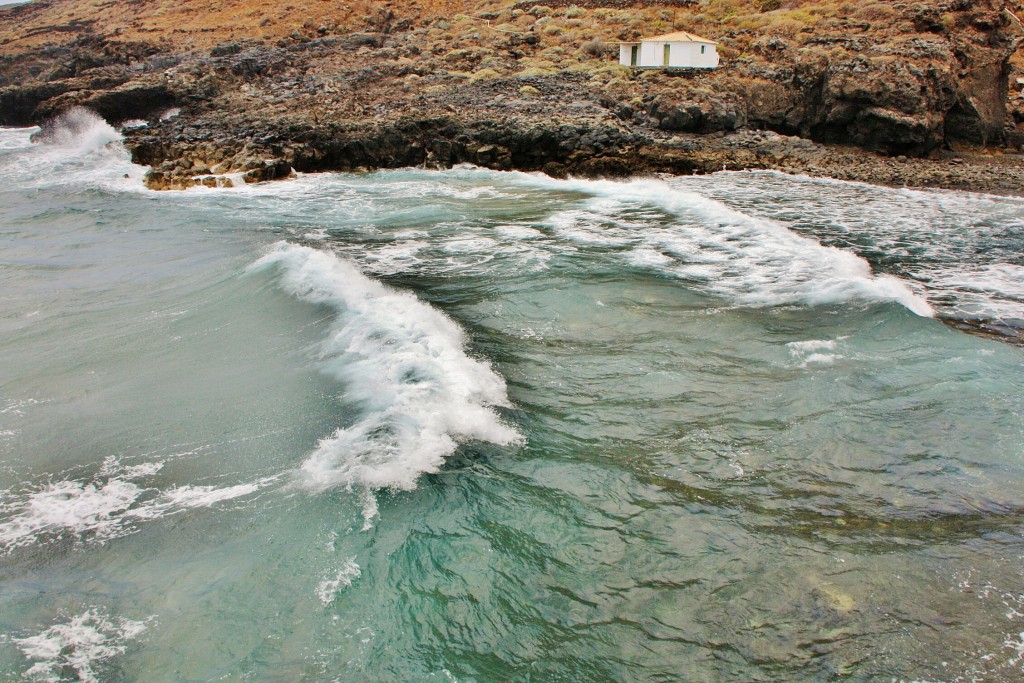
left=1, top=0, right=1021, bottom=190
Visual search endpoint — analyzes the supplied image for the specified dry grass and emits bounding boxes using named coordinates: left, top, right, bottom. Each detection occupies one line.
left=0, top=0, right=943, bottom=54
left=0, top=0, right=487, bottom=50
left=0, top=0, right=1002, bottom=104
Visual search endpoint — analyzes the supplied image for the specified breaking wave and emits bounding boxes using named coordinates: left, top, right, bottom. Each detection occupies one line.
left=252, top=242, right=520, bottom=492
left=512, top=174, right=934, bottom=316
left=29, top=107, right=122, bottom=151
left=667, top=169, right=1024, bottom=334
left=0, top=107, right=143, bottom=189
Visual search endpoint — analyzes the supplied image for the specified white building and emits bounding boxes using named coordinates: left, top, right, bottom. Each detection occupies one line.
left=619, top=31, right=720, bottom=69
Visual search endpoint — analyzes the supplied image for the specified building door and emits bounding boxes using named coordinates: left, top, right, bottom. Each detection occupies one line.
left=663, top=44, right=671, bottom=67
left=631, top=45, right=638, bottom=66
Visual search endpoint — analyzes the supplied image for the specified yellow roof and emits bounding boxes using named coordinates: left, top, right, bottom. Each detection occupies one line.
left=645, top=31, right=717, bottom=44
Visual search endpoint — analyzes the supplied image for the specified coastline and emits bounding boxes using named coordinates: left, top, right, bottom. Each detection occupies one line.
left=3, top=0, right=1022, bottom=197
left=122, top=115, right=1024, bottom=196
left=11, top=109, right=1023, bottom=196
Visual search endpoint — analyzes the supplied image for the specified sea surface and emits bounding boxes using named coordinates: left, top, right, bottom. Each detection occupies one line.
left=1, top=111, right=1023, bottom=682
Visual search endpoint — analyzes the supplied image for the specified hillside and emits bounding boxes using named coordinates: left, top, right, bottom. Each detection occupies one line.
left=1, top=0, right=1023, bottom=190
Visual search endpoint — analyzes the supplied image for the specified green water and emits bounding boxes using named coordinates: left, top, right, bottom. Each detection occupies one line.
left=1, top=116, right=1023, bottom=682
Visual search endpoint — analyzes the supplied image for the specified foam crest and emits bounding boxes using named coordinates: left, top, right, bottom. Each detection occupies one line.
left=514, top=174, right=933, bottom=317
left=15, top=608, right=151, bottom=683
left=667, top=170, right=1024, bottom=329
left=252, top=242, right=520, bottom=492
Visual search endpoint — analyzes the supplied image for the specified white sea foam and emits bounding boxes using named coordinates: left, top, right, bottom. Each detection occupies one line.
left=787, top=339, right=846, bottom=367
left=360, top=487, right=379, bottom=531
left=0, top=126, right=34, bottom=150
left=317, top=558, right=362, bottom=605
left=0, top=473, right=271, bottom=552
left=547, top=208, right=638, bottom=247
left=142, top=482, right=263, bottom=512
left=359, top=239, right=428, bottom=275
left=927, top=263, right=1024, bottom=324
left=98, top=456, right=163, bottom=480
left=627, top=247, right=675, bottom=268
left=370, top=177, right=500, bottom=201
left=0, top=479, right=145, bottom=550
left=512, top=174, right=934, bottom=317
left=786, top=337, right=843, bottom=368
left=787, top=339, right=838, bottom=353
left=15, top=609, right=151, bottom=683
left=252, top=242, right=520, bottom=492
left=0, top=397, right=47, bottom=416
left=674, top=170, right=1024, bottom=328
left=443, top=236, right=501, bottom=254
left=394, top=229, right=429, bottom=239
left=31, top=107, right=121, bottom=151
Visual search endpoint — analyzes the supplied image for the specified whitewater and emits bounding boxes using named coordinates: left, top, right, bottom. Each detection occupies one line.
left=1, top=110, right=1023, bottom=682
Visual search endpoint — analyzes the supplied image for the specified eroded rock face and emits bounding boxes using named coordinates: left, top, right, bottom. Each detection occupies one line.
left=0, top=82, right=72, bottom=126
left=804, top=50, right=958, bottom=155
left=622, top=0, right=1017, bottom=156
left=804, top=6, right=1013, bottom=154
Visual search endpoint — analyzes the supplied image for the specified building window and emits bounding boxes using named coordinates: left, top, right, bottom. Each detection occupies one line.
left=701, top=45, right=706, bottom=54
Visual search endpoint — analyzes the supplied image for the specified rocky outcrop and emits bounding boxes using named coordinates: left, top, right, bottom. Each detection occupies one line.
left=36, top=81, right=177, bottom=123
left=0, top=81, right=73, bottom=125
left=119, top=109, right=1024, bottom=195
left=124, top=113, right=650, bottom=188
left=641, top=1, right=1019, bottom=156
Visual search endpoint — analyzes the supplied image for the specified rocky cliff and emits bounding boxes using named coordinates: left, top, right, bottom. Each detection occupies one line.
left=1, top=0, right=1022, bottom=190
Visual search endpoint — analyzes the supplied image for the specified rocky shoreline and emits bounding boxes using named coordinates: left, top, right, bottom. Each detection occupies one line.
left=122, top=111, right=1024, bottom=195
left=3, top=0, right=1024, bottom=195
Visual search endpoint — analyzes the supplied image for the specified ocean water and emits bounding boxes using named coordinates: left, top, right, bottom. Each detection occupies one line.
left=1, top=110, right=1023, bottom=682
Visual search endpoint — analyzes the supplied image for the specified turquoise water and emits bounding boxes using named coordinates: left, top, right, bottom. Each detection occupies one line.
left=1, top=112, right=1023, bottom=682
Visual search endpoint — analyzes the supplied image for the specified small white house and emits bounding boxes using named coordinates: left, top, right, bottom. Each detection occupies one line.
left=619, top=31, right=720, bottom=69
